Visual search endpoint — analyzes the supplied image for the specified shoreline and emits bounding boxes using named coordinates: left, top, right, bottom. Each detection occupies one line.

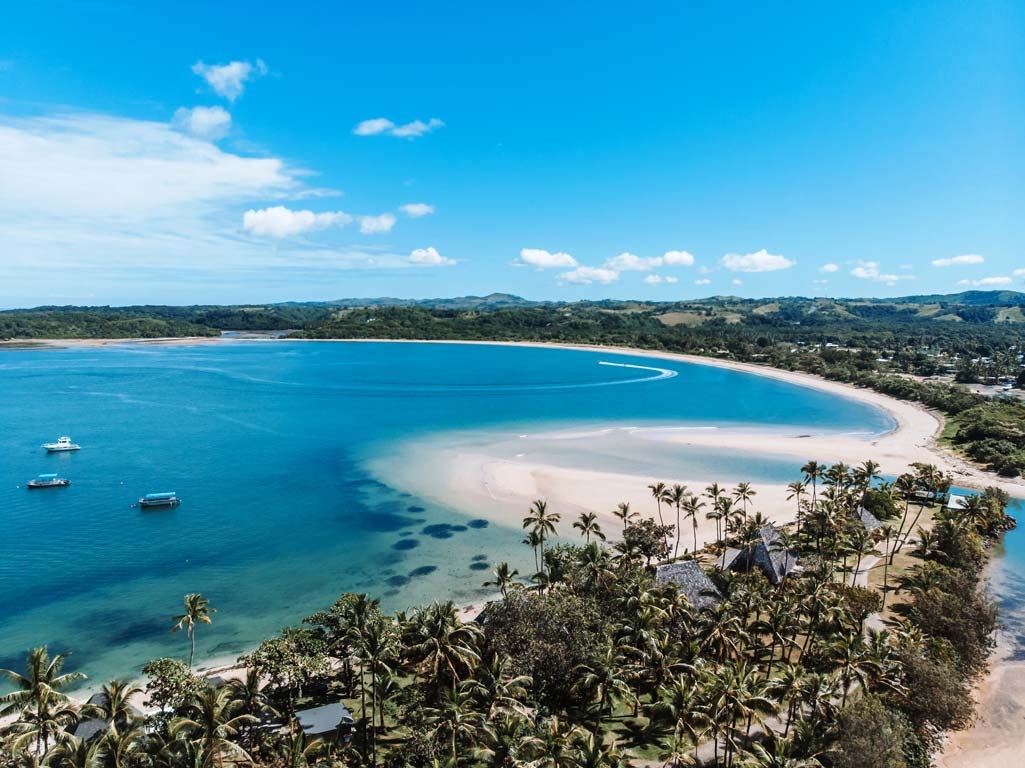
left=7, top=335, right=1021, bottom=763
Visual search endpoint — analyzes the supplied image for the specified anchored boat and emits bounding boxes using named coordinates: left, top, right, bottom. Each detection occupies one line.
left=42, top=436, right=81, bottom=452
left=139, top=492, right=181, bottom=508
left=28, top=473, right=71, bottom=489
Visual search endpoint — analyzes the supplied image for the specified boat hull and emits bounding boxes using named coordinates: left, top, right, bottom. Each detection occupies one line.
left=139, top=498, right=181, bottom=508
left=28, top=480, right=71, bottom=489
left=44, top=446, right=81, bottom=452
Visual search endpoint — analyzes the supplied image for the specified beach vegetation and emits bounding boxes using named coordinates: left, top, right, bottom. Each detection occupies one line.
left=0, top=461, right=1012, bottom=767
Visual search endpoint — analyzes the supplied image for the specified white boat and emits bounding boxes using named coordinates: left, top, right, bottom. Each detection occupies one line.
left=42, top=436, right=81, bottom=452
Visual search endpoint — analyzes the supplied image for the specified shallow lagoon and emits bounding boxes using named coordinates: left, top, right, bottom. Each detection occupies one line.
left=0, top=341, right=895, bottom=685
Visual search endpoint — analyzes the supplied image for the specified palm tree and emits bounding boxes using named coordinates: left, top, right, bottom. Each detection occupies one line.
left=84, top=679, right=143, bottom=737
left=424, top=687, right=489, bottom=764
left=170, top=686, right=257, bottom=768
left=785, top=480, right=807, bottom=532
left=0, top=646, right=85, bottom=753
left=573, top=511, right=606, bottom=544
left=799, top=461, right=824, bottom=508
left=522, top=499, right=560, bottom=580
left=878, top=524, right=896, bottom=609
left=613, top=501, right=637, bottom=531
left=172, top=594, right=216, bottom=669
left=891, top=473, right=917, bottom=556
left=739, top=736, right=822, bottom=767
left=683, top=494, right=706, bottom=554
left=483, top=561, right=520, bottom=599
left=665, top=484, right=688, bottom=558
left=733, top=482, right=757, bottom=522
left=649, top=482, right=669, bottom=528
left=523, top=529, right=543, bottom=574
left=403, top=601, right=482, bottom=696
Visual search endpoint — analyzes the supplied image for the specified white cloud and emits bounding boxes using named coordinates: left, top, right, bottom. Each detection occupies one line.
left=849, top=261, right=913, bottom=283
left=605, top=252, right=660, bottom=271
left=694, top=278, right=711, bottom=285
left=645, top=274, right=681, bottom=284
left=408, top=246, right=454, bottom=266
left=518, top=248, right=578, bottom=269
left=172, top=106, right=232, bottom=140
left=812, top=279, right=829, bottom=285
left=1013, top=268, right=1025, bottom=278
left=399, top=203, right=434, bottom=218
left=698, top=265, right=713, bottom=274
left=353, top=117, right=444, bottom=138
left=559, top=266, right=619, bottom=285
left=721, top=249, right=794, bottom=272
left=662, top=250, right=695, bottom=267
left=191, top=59, right=266, bottom=102
left=243, top=206, right=351, bottom=238
left=353, top=118, right=395, bottom=136
left=357, top=213, right=396, bottom=234
left=731, top=279, right=743, bottom=285
left=819, top=263, right=839, bottom=273
left=392, top=118, right=445, bottom=137
left=959, top=276, right=1012, bottom=287
left=0, top=112, right=302, bottom=221
left=932, top=253, right=985, bottom=267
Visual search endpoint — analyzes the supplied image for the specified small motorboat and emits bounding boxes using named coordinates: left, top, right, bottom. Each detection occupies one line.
left=139, top=492, right=181, bottom=508
left=28, top=473, right=71, bottom=489
left=42, top=436, right=81, bottom=452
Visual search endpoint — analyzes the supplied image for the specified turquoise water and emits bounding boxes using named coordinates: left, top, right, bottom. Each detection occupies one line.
left=0, top=341, right=894, bottom=686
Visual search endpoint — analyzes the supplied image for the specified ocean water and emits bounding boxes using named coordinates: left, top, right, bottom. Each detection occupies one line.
left=0, top=341, right=894, bottom=687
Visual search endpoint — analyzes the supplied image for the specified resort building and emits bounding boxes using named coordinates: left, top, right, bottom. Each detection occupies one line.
left=719, top=524, right=799, bottom=585
left=654, top=560, right=722, bottom=610
left=295, top=702, right=355, bottom=740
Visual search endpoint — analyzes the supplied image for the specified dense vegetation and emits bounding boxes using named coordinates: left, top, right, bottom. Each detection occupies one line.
left=1, top=462, right=1013, bottom=767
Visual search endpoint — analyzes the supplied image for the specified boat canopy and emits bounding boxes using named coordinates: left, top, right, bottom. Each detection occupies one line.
left=144, top=492, right=177, bottom=500
left=37, top=473, right=58, bottom=480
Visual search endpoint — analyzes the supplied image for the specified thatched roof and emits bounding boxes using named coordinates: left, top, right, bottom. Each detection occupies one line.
left=720, top=524, right=798, bottom=585
left=857, top=506, right=882, bottom=531
left=655, top=560, right=722, bottom=610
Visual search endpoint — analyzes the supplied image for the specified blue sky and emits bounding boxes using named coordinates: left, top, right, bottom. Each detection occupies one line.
left=0, top=1, right=1022, bottom=306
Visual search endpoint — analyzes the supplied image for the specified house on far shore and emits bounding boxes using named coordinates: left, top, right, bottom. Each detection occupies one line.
left=719, top=524, right=799, bottom=585
left=655, top=560, right=722, bottom=610
left=295, top=702, right=354, bottom=740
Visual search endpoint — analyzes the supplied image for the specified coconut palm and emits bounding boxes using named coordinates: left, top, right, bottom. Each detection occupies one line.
left=683, top=494, right=706, bottom=554
left=664, top=484, right=688, bottom=558
left=169, top=686, right=256, bottom=768
left=612, top=501, right=638, bottom=530
left=172, top=594, right=216, bottom=669
left=573, top=511, right=606, bottom=544
left=733, top=482, right=756, bottom=522
left=0, top=646, right=85, bottom=753
left=483, top=561, right=520, bottom=599
left=800, top=461, right=823, bottom=509
left=785, top=480, right=807, bottom=533
left=83, top=679, right=143, bottom=738
left=403, top=601, right=482, bottom=695
left=523, top=499, right=561, bottom=580
left=649, top=482, right=669, bottom=528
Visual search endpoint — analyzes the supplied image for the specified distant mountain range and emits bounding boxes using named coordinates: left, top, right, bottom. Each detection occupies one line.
left=285, top=289, right=1025, bottom=311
